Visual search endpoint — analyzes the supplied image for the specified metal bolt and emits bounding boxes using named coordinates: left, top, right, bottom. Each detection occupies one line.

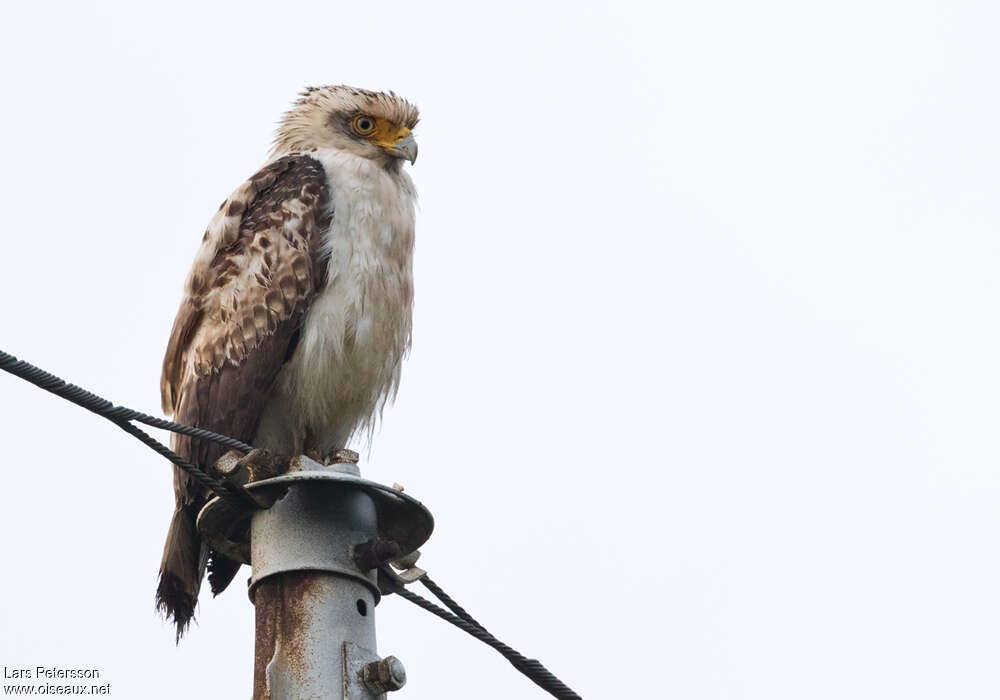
left=363, top=656, right=407, bottom=693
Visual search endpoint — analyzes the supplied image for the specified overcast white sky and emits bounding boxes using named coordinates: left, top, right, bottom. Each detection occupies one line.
left=1, top=1, right=998, bottom=698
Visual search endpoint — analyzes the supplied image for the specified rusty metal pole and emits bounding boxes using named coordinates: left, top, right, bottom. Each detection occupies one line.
left=198, top=455, right=433, bottom=700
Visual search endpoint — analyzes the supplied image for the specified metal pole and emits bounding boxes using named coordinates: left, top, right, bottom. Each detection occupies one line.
left=198, top=455, right=433, bottom=700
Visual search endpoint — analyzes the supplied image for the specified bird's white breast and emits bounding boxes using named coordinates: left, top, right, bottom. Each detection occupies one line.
left=254, top=149, right=416, bottom=455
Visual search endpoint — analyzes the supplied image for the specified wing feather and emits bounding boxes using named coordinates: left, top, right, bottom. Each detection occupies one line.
left=161, top=155, right=331, bottom=479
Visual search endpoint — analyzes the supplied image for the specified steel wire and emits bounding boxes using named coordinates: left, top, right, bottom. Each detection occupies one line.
left=395, top=582, right=582, bottom=699
left=2, top=347, right=580, bottom=696
left=0, top=348, right=256, bottom=509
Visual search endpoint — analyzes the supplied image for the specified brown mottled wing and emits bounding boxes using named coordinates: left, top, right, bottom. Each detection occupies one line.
left=161, top=153, right=330, bottom=501
left=156, top=154, right=330, bottom=634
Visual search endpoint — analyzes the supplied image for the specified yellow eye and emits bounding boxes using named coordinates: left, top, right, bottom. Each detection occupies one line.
left=352, top=115, right=377, bottom=135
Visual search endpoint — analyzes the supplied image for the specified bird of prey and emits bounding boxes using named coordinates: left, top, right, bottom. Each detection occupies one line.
left=157, top=86, right=419, bottom=637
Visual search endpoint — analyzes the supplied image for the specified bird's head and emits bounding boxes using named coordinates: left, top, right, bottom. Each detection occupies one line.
left=272, top=85, right=419, bottom=169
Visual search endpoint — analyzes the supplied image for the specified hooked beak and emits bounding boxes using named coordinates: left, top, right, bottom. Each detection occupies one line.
left=388, top=132, right=418, bottom=164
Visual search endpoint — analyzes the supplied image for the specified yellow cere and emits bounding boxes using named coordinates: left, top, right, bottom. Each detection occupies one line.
left=368, top=119, right=412, bottom=149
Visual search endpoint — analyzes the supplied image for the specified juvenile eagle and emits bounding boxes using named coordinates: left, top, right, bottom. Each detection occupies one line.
left=157, top=86, right=419, bottom=637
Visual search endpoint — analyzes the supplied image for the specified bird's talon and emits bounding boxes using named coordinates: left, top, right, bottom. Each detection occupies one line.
left=325, top=448, right=359, bottom=465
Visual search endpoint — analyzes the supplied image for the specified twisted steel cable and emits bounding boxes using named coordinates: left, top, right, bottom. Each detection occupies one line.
left=0, top=348, right=257, bottom=509
left=0, top=349, right=253, bottom=452
left=114, top=419, right=257, bottom=508
left=394, top=583, right=582, bottom=699
left=420, top=575, right=485, bottom=629
left=2, top=347, right=580, bottom=695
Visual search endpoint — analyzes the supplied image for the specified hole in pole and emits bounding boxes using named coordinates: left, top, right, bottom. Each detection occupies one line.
left=357, top=599, right=368, bottom=616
